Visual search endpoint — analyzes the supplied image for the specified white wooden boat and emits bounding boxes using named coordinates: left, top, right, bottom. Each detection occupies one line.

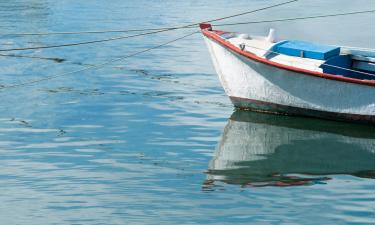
left=200, top=23, right=375, bottom=124
left=205, top=111, right=375, bottom=187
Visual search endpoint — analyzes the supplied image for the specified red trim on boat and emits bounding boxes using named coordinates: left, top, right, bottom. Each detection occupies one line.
left=199, top=23, right=212, bottom=30
left=230, top=96, right=375, bottom=124
left=200, top=25, right=375, bottom=87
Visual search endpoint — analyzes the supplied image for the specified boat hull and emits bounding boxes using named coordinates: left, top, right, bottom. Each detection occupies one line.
left=203, top=36, right=375, bottom=124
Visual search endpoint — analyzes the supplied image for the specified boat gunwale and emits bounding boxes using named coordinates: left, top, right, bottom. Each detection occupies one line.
left=201, top=27, right=375, bottom=87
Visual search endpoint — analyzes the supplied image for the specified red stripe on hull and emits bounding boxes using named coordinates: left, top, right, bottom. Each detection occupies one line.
left=230, top=96, right=375, bottom=124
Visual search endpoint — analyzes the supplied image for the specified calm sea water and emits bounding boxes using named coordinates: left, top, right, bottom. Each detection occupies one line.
left=0, top=0, right=374, bottom=224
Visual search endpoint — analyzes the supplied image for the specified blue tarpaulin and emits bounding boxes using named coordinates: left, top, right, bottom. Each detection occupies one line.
left=274, top=40, right=340, bottom=60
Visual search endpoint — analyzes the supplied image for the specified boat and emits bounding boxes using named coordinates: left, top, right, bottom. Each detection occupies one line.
left=200, top=23, right=375, bottom=124
left=204, top=111, right=375, bottom=188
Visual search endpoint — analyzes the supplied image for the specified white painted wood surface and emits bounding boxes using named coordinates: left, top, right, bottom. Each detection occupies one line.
left=204, top=36, right=375, bottom=116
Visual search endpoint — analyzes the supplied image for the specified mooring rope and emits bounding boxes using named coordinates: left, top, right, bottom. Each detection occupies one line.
left=1, top=7, right=374, bottom=38
left=201, top=0, right=299, bottom=23
left=0, top=28, right=182, bottom=52
left=0, top=0, right=298, bottom=52
left=0, top=31, right=199, bottom=90
left=1, top=7, right=372, bottom=54
left=0, top=28, right=173, bottom=36
left=2, top=0, right=299, bottom=37
left=213, top=9, right=375, bottom=27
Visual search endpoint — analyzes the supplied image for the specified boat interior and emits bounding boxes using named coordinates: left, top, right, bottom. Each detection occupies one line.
left=219, top=30, right=375, bottom=80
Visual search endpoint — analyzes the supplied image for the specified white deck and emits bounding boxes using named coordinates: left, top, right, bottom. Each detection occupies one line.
left=226, top=34, right=325, bottom=73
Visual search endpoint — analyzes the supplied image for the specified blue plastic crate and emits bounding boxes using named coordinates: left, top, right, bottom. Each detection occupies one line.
left=274, top=40, right=340, bottom=60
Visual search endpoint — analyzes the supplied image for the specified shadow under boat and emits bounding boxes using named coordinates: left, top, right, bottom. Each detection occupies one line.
left=204, top=111, right=375, bottom=189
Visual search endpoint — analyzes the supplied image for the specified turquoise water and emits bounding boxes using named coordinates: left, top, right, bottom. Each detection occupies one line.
left=0, top=0, right=374, bottom=224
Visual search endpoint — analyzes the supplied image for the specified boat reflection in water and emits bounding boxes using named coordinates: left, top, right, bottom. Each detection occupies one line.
left=205, top=111, right=375, bottom=189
